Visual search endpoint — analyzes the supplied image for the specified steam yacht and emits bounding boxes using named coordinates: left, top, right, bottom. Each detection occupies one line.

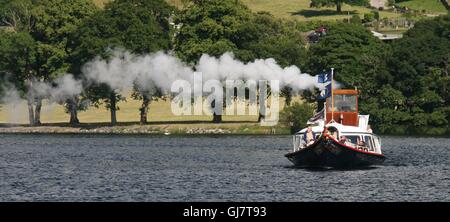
left=285, top=88, right=386, bottom=168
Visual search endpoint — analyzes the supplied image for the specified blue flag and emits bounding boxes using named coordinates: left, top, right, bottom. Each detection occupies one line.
left=317, top=83, right=332, bottom=101
left=318, top=72, right=332, bottom=83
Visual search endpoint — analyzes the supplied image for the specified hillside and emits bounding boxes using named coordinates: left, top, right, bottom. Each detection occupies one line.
left=397, top=0, right=448, bottom=14
left=242, top=0, right=401, bottom=21
left=94, top=0, right=447, bottom=21
left=95, top=0, right=401, bottom=20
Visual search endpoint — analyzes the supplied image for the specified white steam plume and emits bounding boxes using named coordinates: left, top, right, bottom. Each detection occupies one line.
left=0, top=85, right=26, bottom=124
left=0, top=74, right=83, bottom=123
left=1, top=49, right=327, bottom=123
left=83, top=50, right=194, bottom=95
left=196, top=53, right=320, bottom=91
left=82, top=50, right=321, bottom=95
left=29, top=74, right=83, bottom=103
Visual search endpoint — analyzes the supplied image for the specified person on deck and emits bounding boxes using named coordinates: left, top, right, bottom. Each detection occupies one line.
left=339, top=136, right=347, bottom=144
left=340, top=136, right=353, bottom=146
left=367, top=125, right=373, bottom=133
left=330, top=130, right=338, bottom=140
left=304, top=126, right=316, bottom=146
left=357, top=138, right=366, bottom=147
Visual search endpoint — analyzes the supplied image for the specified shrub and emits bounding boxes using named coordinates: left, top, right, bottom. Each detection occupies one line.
left=280, top=102, right=315, bottom=133
left=350, top=14, right=362, bottom=24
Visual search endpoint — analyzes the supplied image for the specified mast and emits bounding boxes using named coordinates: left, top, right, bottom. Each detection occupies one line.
left=331, top=68, right=334, bottom=121
left=323, top=77, right=327, bottom=123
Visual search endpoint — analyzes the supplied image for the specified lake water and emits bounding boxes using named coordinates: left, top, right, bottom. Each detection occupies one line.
left=0, top=134, right=448, bottom=201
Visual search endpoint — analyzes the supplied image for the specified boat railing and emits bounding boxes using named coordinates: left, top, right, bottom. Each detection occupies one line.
left=292, top=134, right=305, bottom=152
left=294, top=134, right=373, bottom=153
left=343, top=140, right=371, bottom=152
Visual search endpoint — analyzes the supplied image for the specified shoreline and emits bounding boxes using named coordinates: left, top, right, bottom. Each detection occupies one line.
left=0, top=122, right=291, bottom=135
left=0, top=124, right=448, bottom=137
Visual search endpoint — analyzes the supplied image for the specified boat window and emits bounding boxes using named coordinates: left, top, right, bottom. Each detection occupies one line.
left=364, top=136, right=374, bottom=151
left=372, top=135, right=381, bottom=151
left=327, top=94, right=357, bottom=112
left=346, top=136, right=359, bottom=145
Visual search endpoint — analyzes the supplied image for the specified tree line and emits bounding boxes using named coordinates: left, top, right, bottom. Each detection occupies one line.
left=0, top=0, right=448, bottom=133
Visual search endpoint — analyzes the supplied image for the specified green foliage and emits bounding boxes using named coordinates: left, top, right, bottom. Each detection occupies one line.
left=0, top=0, right=97, bottom=109
left=175, top=0, right=308, bottom=122
left=71, top=0, right=174, bottom=123
left=373, top=10, right=380, bottom=21
left=0, top=30, right=36, bottom=92
left=174, top=0, right=307, bottom=67
left=350, top=14, right=362, bottom=23
left=0, top=0, right=448, bottom=133
left=361, top=11, right=380, bottom=23
left=396, top=0, right=448, bottom=14
left=31, top=0, right=97, bottom=81
left=0, top=0, right=34, bottom=32
left=387, top=0, right=396, bottom=7
left=72, top=0, right=173, bottom=71
left=362, top=11, right=380, bottom=24
left=72, top=0, right=173, bottom=78
left=296, top=20, right=337, bottom=32
left=307, top=22, right=391, bottom=93
left=0, top=1, right=36, bottom=88
left=234, top=12, right=307, bottom=67
left=388, top=15, right=449, bottom=126
left=307, top=16, right=449, bottom=131
left=310, top=0, right=369, bottom=12
left=280, top=102, right=315, bottom=133
left=174, top=0, right=252, bottom=63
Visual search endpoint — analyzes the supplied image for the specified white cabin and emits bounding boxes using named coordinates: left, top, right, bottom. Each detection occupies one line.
left=293, top=121, right=382, bottom=155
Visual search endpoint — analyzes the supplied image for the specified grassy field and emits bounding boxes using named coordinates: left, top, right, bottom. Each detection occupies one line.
left=397, top=0, right=448, bottom=14
left=0, top=95, right=295, bottom=135
left=0, top=95, right=295, bottom=125
left=93, top=0, right=183, bottom=8
left=93, top=0, right=403, bottom=21
left=242, top=0, right=403, bottom=21
left=93, top=0, right=448, bottom=21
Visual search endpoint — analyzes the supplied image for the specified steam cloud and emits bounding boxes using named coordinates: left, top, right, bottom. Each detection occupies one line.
left=1, top=50, right=324, bottom=123
left=30, top=74, right=83, bottom=103
left=83, top=50, right=321, bottom=94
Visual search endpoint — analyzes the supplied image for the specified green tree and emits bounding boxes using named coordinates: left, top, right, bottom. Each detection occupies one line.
left=363, top=12, right=375, bottom=23
left=0, top=0, right=40, bottom=126
left=0, top=0, right=34, bottom=32
left=174, top=0, right=252, bottom=64
left=388, top=15, right=450, bottom=128
left=307, top=23, right=391, bottom=95
left=310, top=0, right=369, bottom=13
left=72, top=0, right=173, bottom=125
left=0, top=0, right=97, bottom=125
left=307, top=16, right=449, bottom=133
left=175, top=0, right=307, bottom=123
left=0, top=30, right=37, bottom=125
left=235, top=12, right=307, bottom=68
left=307, top=22, right=393, bottom=130
left=280, top=102, right=315, bottom=133
left=350, top=14, right=362, bottom=23
left=176, top=1, right=306, bottom=65
left=30, top=0, right=97, bottom=125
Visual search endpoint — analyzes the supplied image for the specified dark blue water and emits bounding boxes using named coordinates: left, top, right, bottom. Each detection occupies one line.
left=0, top=134, right=448, bottom=201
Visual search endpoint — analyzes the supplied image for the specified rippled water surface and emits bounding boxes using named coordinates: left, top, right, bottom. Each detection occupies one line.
left=0, top=134, right=449, bottom=201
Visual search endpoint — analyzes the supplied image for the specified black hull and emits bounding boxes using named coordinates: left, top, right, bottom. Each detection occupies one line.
left=285, top=136, right=385, bottom=168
